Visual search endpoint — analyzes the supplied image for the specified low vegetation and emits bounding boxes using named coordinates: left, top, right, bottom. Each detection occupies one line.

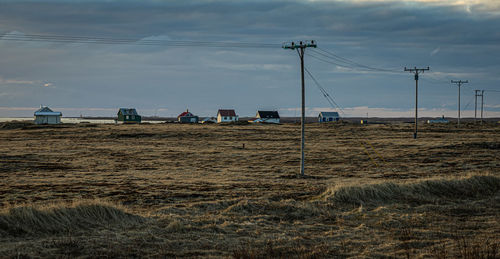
left=322, top=175, right=500, bottom=206
left=0, top=122, right=498, bottom=257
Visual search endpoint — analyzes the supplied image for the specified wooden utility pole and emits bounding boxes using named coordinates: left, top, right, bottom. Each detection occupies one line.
left=283, top=40, right=317, bottom=177
left=451, top=80, right=468, bottom=126
left=481, top=90, right=484, bottom=124
left=404, top=66, right=430, bottom=139
left=474, top=90, right=480, bottom=123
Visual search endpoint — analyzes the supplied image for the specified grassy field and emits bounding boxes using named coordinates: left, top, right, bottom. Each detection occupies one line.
left=0, top=121, right=499, bottom=258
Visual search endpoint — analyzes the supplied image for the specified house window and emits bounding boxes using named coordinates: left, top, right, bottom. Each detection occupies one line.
left=224, top=117, right=228, bottom=120
left=329, top=118, right=333, bottom=121
left=131, top=115, right=135, bottom=119
left=126, top=115, right=129, bottom=120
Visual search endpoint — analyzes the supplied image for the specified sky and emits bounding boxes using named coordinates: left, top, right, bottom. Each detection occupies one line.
left=0, top=0, right=499, bottom=118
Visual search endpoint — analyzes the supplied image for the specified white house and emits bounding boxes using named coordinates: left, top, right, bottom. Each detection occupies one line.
left=34, top=106, right=62, bottom=124
left=217, top=109, right=238, bottom=123
left=318, top=112, right=340, bottom=123
left=252, top=110, right=280, bottom=123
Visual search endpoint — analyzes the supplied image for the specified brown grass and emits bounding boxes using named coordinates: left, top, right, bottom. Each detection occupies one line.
left=321, top=175, right=500, bottom=206
left=0, top=121, right=499, bottom=257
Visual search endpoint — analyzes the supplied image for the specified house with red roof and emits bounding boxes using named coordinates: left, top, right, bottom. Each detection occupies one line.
left=217, top=109, right=238, bottom=123
left=177, top=109, right=199, bottom=123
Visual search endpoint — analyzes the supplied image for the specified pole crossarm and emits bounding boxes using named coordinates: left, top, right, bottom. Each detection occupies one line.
left=283, top=40, right=317, bottom=177
left=404, top=66, right=430, bottom=80
left=404, top=66, right=430, bottom=139
left=282, top=40, right=317, bottom=50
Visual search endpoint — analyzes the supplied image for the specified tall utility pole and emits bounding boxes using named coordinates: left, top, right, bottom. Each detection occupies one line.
left=404, top=66, right=430, bottom=139
left=283, top=40, right=317, bottom=177
left=474, top=90, right=480, bottom=123
left=451, top=80, right=468, bottom=126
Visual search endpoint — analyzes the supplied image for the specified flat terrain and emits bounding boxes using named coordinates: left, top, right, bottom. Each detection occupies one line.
left=0, top=121, right=499, bottom=258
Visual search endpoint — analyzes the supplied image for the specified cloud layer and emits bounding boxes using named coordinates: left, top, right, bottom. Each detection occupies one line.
left=0, top=0, right=499, bottom=117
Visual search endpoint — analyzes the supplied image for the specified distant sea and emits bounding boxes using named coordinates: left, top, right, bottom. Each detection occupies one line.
left=0, top=117, right=164, bottom=124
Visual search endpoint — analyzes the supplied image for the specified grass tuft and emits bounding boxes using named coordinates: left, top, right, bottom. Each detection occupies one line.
left=321, top=175, right=500, bottom=206
left=0, top=201, right=143, bottom=236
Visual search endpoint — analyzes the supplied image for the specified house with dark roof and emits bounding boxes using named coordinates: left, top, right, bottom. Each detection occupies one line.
left=117, top=108, right=141, bottom=123
left=177, top=109, right=199, bottom=123
left=318, top=111, right=340, bottom=123
left=251, top=110, right=280, bottom=123
left=217, top=109, right=238, bottom=123
left=34, top=106, right=62, bottom=124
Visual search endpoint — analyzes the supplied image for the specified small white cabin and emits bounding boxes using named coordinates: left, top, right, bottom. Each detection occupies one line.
left=34, top=106, right=62, bottom=124
left=217, top=109, right=238, bottom=123
left=318, top=112, right=340, bottom=123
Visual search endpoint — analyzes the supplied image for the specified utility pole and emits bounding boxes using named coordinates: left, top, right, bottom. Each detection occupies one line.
left=283, top=40, right=317, bottom=177
left=481, top=90, right=484, bottom=124
left=404, top=66, right=430, bottom=139
left=474, top=90, right=480, bottom=123
left=451, top=80, right=468, bottom=126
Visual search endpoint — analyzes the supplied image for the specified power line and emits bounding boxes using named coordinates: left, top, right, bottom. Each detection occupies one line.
left=310, top=49, right=363, bottom=69
left=307, top=52, right=402, bottom=74
left=307, top=52, right=355, bottom=69
left=307, top=50, right=404, bottom=75
left=314, top=47, right=402, bottom=73
left=0, top=33, right=281, bottom=48
left=304, top=67, right=346, bottom=116
left=463, top=94, right=475, bottom=111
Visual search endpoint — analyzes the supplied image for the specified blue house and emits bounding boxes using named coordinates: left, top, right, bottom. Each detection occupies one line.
left=318, top=112, right=340, bottom=122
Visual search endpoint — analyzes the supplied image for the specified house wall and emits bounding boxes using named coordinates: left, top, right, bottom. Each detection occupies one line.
left=118, top=113, right=141, bottom=123
left=34, top=115, right=61, bottom=124
left=217, top=114, right=238, bottom=123
left=318, top=116, right=339, bottom=122
left=180, top=116, right=199, bottom=123
left=261, top=118, right=280, bottom=123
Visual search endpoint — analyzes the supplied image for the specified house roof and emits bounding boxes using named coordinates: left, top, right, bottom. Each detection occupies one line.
left=118, top=108, right=139, bottom=116
left=34, top=106, right=62, bottom=116
left=319, top=112, right=339, bottom=117
left=178, top=111, right=194, bottom=118
left=257, top=111, right=280, bottom=119
left=218, top=109, right=236, bottom=117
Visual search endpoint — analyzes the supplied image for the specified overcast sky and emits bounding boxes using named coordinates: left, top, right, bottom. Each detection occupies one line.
left=1, top=0, right=499, bottom=118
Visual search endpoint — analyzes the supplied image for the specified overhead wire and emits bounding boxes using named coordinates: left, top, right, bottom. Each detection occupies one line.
left=463, top=95, right=475, bottom=111
left=314, top=47, right=402, bottom=73
left=307, top=52, right=356, bottom=69
left=3, top=33, right=497, bottom=111
left=303, top=66, right=346, bottom=116
left=0, top=33, right=281, bottom=48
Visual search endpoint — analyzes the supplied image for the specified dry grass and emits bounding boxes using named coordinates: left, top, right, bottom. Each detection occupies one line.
left=322, top=175, right=500, bottom=206
left=0, top=121, right=499, bottom=257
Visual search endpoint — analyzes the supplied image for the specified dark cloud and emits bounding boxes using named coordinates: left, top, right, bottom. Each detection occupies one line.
left=0, top=0, right=499, bottom=117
